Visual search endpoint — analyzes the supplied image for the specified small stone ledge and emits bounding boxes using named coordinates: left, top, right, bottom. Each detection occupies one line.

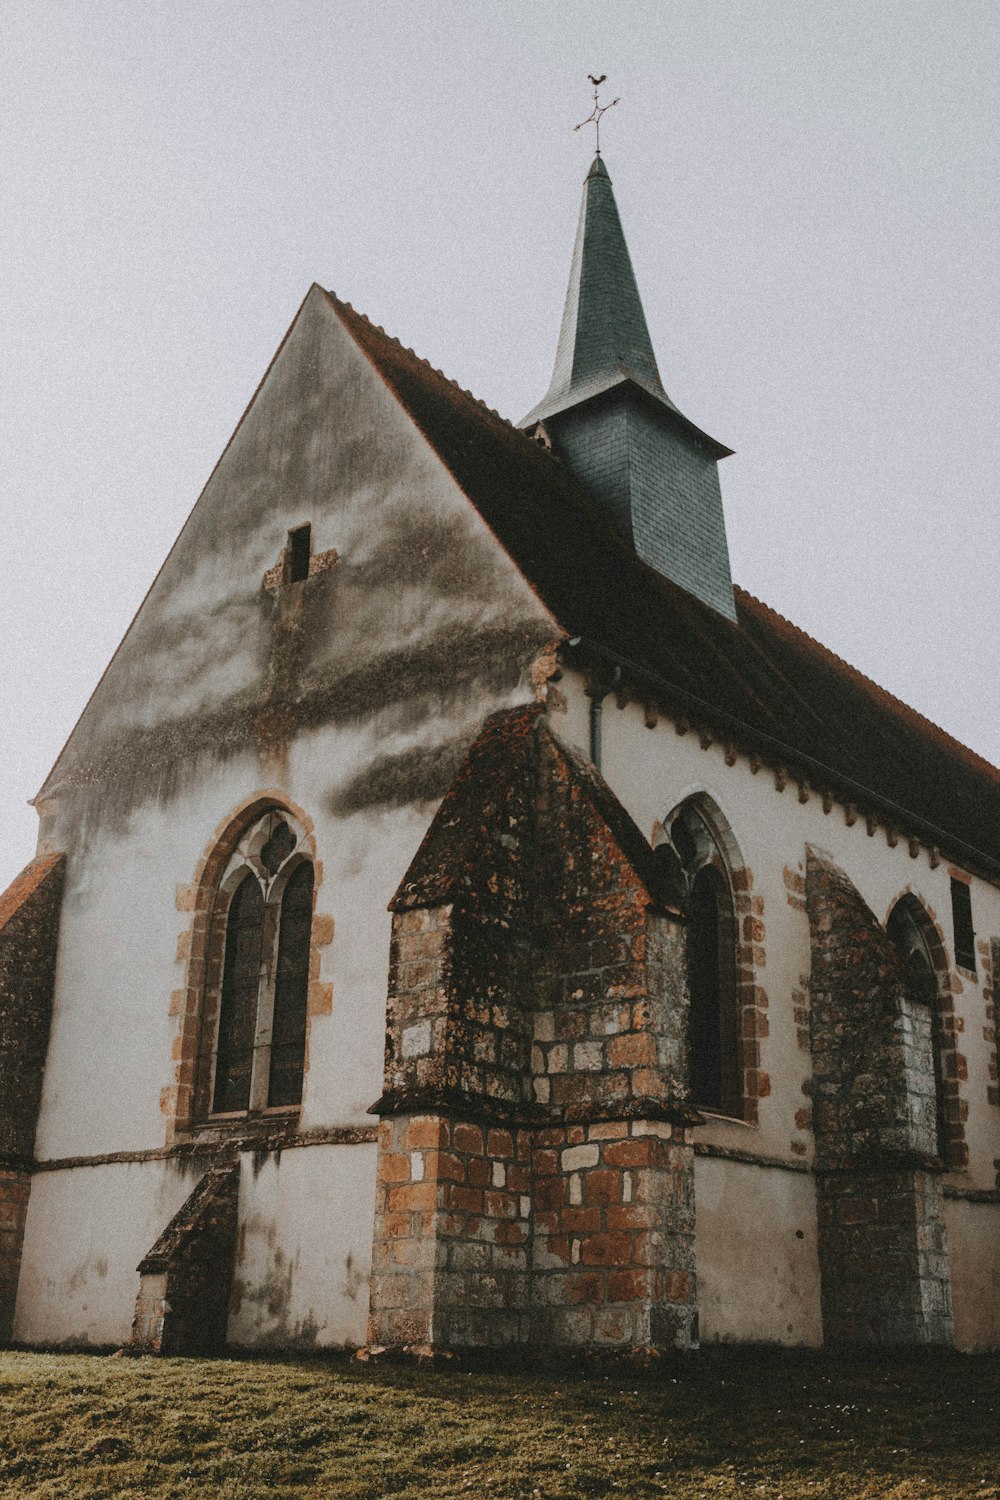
left=814, top=1150, right=943, bottom=1176
left=32, top=1123, right=377, bottom=1174
left=368, top=1088, right=700, bottom=1129
left=942, top=1185, right=1000, bottom=1204
left=694, top=1142, right=810, bottom=1174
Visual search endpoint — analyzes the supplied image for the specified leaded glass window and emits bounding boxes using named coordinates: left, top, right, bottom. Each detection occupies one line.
left=662, top=800, right=741, bottom=1118
left=268, top=862, right=313, bottom=1107
left=205, top=810, right=314, bottom=1116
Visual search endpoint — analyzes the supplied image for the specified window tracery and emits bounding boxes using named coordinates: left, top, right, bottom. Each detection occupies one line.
left=887, top=894, right=955, bottom=1166
left=660, top=798, right=742, bottom=1119
left=202, top=808, right=313, bottom=1117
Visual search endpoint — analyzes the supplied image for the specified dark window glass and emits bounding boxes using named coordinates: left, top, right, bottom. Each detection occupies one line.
left=950, top=878, right=976, bottom=971
left=287, top=524, right=311, bottom=583
left=213, top=874, right=264, bottom=1113
left=688, top=866, right=739, bottom=1115
left=887, top=898, right=948, bottom=1162
left=268, top=863, right=313, bottom=1107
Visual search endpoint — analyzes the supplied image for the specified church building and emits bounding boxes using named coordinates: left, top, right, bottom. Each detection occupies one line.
left=2, top=144, right=999, bottom=1356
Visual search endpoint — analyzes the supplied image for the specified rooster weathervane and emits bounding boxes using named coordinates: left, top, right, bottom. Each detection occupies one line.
left=574, top=74, right=619, bottom=155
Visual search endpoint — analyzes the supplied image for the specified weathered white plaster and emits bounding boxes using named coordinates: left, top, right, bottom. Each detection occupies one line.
left=695, top=1155, right=822, bottom=1346
left=14, top=1159, right=198, bottom=1346
left=944, top=1197, right=1000, bottom=1351
left=228, top=1144, right=377, bottom=1349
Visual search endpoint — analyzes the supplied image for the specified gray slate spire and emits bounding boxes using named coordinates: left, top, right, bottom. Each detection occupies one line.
left=523, top=155, right=670, bottom=425
left=521, top=155, right=737, bottom=622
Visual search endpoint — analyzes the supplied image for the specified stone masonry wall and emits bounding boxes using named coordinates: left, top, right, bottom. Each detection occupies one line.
left=369, top=1113, right=532, bottom=1349
left=0, top=853, right=65, bottom=1342
left=369, top=1112, right=696, bottom=1352
left=0, top=1171, right=30, bottom=1344
left=530, top=1118, right=695, bottom=1350
left=806, top=847, right=953, bottom=1345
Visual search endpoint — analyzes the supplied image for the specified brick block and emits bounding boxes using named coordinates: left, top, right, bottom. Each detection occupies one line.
left=561, top=1144, right=599, bottom=1173
left=387, top=1182, right=437, bottom=1215
left=581, top=1233, right=632, bottom=1267
left=608, top=1268, right=655, bottom=1303
left=487, top=1128, right=513, bottom=1158
left=453, top=1123, right=484, bottom=1155
left=608, top=1032, right=658, bottom=1069
left=403, top=1117, right=449, bottom=1151
left=449, top=1185, right=484, bottom=1214
left=425, top=1151, right=466, bottom=1184
left=583, top=1169, right=621, bottom=1206
left=566, top=1273, right=606, bottom=1306
left=467, top=1158, right=492, bottom=1189
left=602, top=1139, right=659, bottom=1169
left=559, top=1206, right=602, bottom=1234
left=535, top=1177, right=566, bottom=1211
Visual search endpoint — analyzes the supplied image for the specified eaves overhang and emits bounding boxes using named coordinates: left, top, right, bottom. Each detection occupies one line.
left=520, top=369, right=734, bottom=461
left=562, top=635, right=1000, bottom=886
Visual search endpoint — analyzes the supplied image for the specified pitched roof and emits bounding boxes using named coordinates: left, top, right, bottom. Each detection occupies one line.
left=0, top=853, right=64, bottom=933
left=329, top=290, right=1000, bottom=877
left=520, top=154, right=729, bottom=457
left=391, top=704, right=682, bottom=916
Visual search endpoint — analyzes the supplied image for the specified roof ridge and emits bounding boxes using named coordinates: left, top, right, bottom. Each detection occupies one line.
left=327, top=290, right=517, bottom=431
left=734, top=585, right=1000, bottom=784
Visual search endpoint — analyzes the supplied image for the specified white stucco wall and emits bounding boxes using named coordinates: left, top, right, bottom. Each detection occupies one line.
left=945, top=1198, right=1000, bottom=1351
left=695, top=1155, right=822, bottom=1345
left=14, top=1144, right=378, bottom=1349
left=228, top=1143, right=377, bottom=1349
left=14, top=1159, right=198, bottom=1346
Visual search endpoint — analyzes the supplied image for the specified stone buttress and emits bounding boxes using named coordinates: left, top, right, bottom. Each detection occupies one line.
left=0, top=853, right=65, bottom=1343
left=367, top=705, right=699, bottom=1354
left=131, top=1161, right=241, bottom=1355
left=805, top=847, right=953, bottom=1345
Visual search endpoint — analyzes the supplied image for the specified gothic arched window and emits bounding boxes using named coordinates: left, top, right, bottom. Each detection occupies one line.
left=203, top=809, right=313, bottom=1117
left=887, top=896, right=949, bottom=1164
left=662, top=800, right=742, bottom=1118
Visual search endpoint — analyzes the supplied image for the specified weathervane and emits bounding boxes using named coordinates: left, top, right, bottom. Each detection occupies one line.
left=574, top=74, right=619, bottom=155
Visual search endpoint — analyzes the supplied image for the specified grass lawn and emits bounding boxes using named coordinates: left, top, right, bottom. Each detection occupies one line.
left=0, top=1346, right=996, bottom=1499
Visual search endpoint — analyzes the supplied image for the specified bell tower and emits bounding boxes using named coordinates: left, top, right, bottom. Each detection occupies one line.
left=521, top=150, right=736, bottom=621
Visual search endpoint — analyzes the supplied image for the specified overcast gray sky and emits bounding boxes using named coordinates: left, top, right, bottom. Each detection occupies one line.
left=2, top=0, right=998, bottom=890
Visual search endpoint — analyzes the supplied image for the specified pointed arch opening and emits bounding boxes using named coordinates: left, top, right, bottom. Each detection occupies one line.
left=164, top=794, right=328, bottom=1141
left=199, top=808, right=314, bottom=1117
left=659, top=795, right=749, bottom=1121
left=886, top=892, right=965, bottom=1169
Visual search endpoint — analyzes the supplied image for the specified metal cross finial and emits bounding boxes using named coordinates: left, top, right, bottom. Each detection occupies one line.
left=574, top=74, right=619, bottom=155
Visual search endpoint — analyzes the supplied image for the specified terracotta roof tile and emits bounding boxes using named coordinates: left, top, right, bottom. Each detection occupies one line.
left=0, top=853, right=64, bottom=932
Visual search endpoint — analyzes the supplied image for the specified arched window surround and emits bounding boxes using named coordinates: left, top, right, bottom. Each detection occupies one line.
left=885, top=889, right=968, bottom=1170
left=655, top=791, right=767, bottom=1125
left=164, top=792, right=333, bottom=1144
